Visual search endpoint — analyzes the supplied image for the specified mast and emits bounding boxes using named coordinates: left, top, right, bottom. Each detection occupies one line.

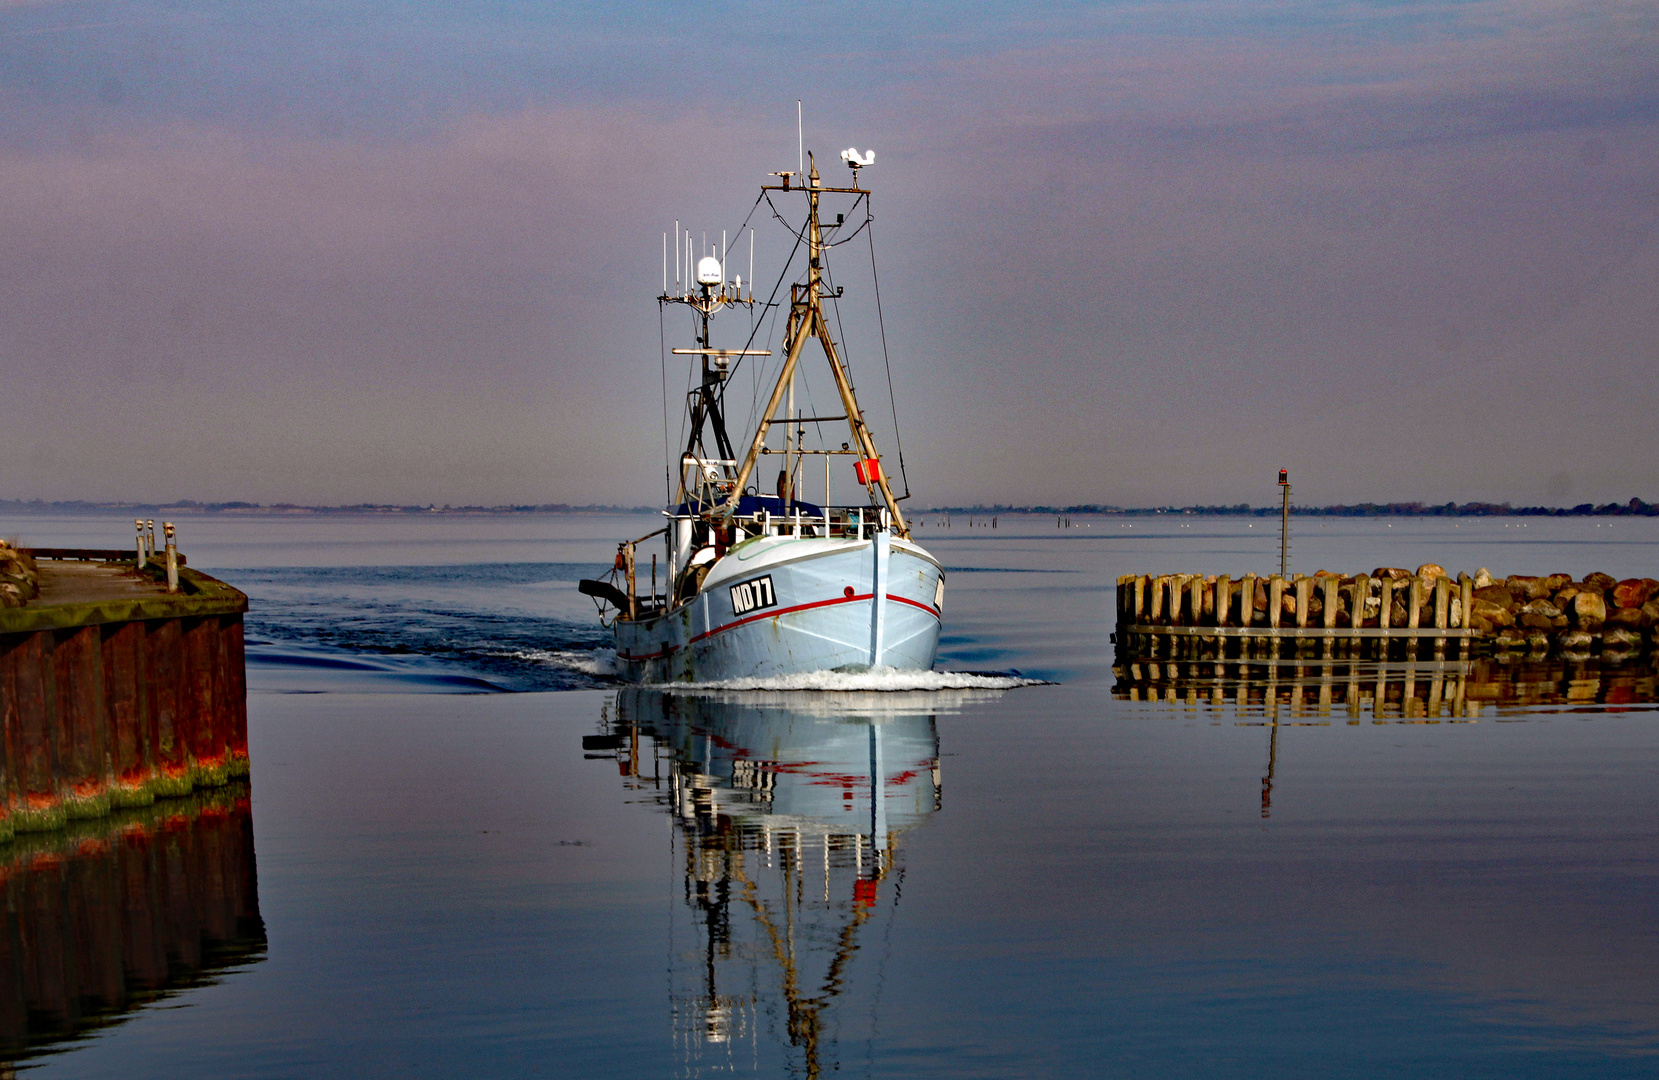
left=664, top=237, right=767, bottom=506
left=724, top=154, right=910, bottom=538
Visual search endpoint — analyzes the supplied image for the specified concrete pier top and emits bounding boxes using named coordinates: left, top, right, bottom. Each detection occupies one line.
left=0, top=552, right=246, bottom=634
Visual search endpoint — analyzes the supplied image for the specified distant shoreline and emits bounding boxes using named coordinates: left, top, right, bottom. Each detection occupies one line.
left=4, top=498, right=1657, bottom=518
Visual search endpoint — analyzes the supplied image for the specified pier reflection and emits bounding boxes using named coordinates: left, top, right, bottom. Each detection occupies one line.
left=1114, top=654, right=1659, bottom=718
left=0, top=783, right=264, bottom=1066
left=594, top=689, right=948, bottom=1079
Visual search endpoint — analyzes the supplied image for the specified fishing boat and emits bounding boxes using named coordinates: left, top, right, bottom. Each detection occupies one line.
left=581, top=149, right=943, bottom=682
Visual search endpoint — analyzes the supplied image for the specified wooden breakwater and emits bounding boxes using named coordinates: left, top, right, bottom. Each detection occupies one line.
left=0, top=543, right=249, bottom=838
left=1116, top=566, right=1659, bottom=659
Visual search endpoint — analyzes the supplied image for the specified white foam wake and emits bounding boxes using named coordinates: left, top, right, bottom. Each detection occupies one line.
left=498, top=647, right=619, bottom=676
left=656, top=666, right=1044, bottom=693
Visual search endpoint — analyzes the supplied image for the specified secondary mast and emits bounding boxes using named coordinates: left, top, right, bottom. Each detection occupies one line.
left=664, top=239, right=766, bottom=506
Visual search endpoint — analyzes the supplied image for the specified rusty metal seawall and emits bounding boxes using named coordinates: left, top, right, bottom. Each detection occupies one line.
left=0, top=550, right=249, bottom=838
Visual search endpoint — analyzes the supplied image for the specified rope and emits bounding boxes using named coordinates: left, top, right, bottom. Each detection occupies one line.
left=867, top=206, right=910, bottom=499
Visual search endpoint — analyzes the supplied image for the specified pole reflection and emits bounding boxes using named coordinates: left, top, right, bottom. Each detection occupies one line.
left=0, top=783, right=264, bottom=1067
left=593, top=689, right=949, bottom=1079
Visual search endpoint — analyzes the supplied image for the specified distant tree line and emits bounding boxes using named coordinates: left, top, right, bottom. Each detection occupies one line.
left=0, top=500, right=656, bottom=515
left=922, top=498, right=1659, bottom=517
left=6, top=497, right=1658, bottom=518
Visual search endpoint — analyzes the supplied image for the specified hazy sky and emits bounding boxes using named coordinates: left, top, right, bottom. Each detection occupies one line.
left=1, top=1, right=1654, bottom=507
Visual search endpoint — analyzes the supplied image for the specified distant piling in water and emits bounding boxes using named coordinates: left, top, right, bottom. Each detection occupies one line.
left=0, top=535, right=249, bottom=840
left=1117, top=565, right=1659, bottom=660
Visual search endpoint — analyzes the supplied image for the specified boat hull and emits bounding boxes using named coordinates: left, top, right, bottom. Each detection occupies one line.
left=614, top=536, right=942, bottom=683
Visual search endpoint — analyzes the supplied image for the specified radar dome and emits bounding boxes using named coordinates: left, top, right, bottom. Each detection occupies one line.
left=696, top=256, right=723, bottom=286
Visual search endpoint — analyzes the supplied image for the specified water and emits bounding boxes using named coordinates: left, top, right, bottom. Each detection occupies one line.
left=3, top=511, right=1658, bottom=1077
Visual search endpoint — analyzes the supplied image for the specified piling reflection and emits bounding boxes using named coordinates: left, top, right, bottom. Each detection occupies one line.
left=1114, top=654, right=1659, bottom=718
left=0, top=783, right=264, bottom=1065
left=594, top=689, right=951, bottom=1079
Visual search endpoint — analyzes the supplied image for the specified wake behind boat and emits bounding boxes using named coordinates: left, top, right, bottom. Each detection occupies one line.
left=581, top=148, right=942, bottom=683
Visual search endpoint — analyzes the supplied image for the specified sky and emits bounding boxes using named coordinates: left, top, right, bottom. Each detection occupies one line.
left=0, top=0, right=1655, bottom=508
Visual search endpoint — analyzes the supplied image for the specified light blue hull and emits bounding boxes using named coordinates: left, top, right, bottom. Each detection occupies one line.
left=614, top=535, right=943, bottom=683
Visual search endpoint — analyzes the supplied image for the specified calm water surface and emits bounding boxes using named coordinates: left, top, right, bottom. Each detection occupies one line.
left=3, top=512, right=1657, bottom=1077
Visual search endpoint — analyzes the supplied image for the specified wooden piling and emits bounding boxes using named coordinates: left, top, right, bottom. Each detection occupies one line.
left=101, top=621, right=154, bottom=807
left=1268, top=577, right=1284, bottom=630
left=52, top=625, right=110, bottom=820
left=1295, top=578, right=1311, bottom=630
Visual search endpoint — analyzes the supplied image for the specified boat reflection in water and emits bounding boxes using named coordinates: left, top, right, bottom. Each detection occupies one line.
left=594, top=688, right=973, bottom=1078
left=0, top=783, right=264, bottom=1067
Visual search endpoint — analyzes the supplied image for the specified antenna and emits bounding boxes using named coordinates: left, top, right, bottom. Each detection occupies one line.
left=721, top=230, right=727, bottom=288
left=674, top=219, right=680, bottom=289
left=662, top=232, right=667, bottom=293
left=748, top=229, right=754, bottom=302
left=797, top=100, right=803, bottom=174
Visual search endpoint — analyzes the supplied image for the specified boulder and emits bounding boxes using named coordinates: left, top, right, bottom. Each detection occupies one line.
left=1525, top=631, right=1552, bottom=653
left=1472, top=568, right=1494, bottom=588
left=1554, top=586, right=1580, bottom=607
left=1372, top=567, right=1411, bottom=580
left=1642, top=598, right=1659, bottom=625
left=1584, top=572, right=1617, bottom=591
left=1468, top=613, right=1496, bottom=635
left=1415, top=563, right=1448, bottom=580
left=1557, top=630, right=1594, bottom=656
left=1520, top=599, right=1562, bottom=618
left=1551, top=615, right=1569, bottom=629
left=1613, top=578, right=1655, bottom=609
left=1604, top=627, right=1642, bottom=653
left=1507, top=576, right=1551, bottom=600
left=1571, top=590, right=1607, bottom=630
left=1608, top=607, right=1649, bottom=630
left=1473, top=585, right=1515, bottom=610
left=0, top=582, right=23, bottom=608
left=1520, top=612, right=1555, bottom=630
left=1470, top=598, right=1513, bottom=628
left=1540, top=574, right=1573, bottom=593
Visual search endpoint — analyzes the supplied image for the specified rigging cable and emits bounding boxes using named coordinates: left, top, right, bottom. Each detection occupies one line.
left=659, top=300, right=671, bottom=503
left=866, top=205, right=911, bottom=499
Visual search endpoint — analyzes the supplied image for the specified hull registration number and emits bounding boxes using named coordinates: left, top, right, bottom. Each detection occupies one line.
left=730, top=575, right=777, bottom=616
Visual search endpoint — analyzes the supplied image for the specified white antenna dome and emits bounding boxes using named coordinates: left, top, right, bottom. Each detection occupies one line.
left=696, top=255, right=723, bottom=286
left=840, top=147, right=875, bottom=168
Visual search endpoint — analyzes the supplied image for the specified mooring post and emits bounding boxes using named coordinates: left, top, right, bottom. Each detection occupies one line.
left=1278, top=469, right=1290, bottom=577
left=1216, top=576, right=1232, bottom=627
left=135, top=519, right=146, bottom=568
left=1295, top=577, right=1311, bottom=629
left=1322, top=576, right=1339, bottom=630
left=1268, top=576, right=1284, bottom=630
left=146, top=519, right=156, bottom=558
left=163, top=523, right=178, bottom=594
left=1242, top=574, right=1258, bottom=627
